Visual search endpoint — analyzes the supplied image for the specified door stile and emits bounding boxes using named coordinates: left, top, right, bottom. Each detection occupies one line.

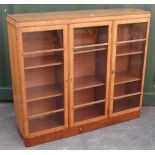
left=69, top=24, right=75, bottom=127
left=16, top=28, right=29, bottom=137
left=139, top=19, right=150, bottom=109
left=109, top=21, right=118, bottom=117
left=63, top=25, right=69, bottom=128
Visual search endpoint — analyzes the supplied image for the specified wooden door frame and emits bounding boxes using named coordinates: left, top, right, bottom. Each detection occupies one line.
left=109, top=18, right=150, bottom=117
left=69, top=21, right=112, bottom=127
left=18, top=25, right=69, bottom=138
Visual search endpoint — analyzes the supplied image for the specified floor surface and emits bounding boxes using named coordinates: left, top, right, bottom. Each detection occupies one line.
left=0, top=103, right=155, bottom=150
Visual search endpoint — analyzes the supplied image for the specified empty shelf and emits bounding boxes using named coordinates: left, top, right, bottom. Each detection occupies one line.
left=74, top=43, right=108, bottom=50
left=26, top=85, right=63, bottom=102
left=25, top=57, right=63, bottom=69
left=74, top=99, right=105, bottom=110
left=29, top=114, right=64, bottom=133
left=74, top=104, right=105, bottom=122
left=74, top=47, right=106, bottom=54
left=74, top=75, right=105, bottom=91
left=115, top=72, right=141, bottom=85
left=28, top=108, right=64, bottom=120
left=116, top=51, right=144, bottom=57
left=117, top=38, right=146, bottom=45
left=24, top=48, right=64, bottom=56
left=113, top=101, right=139, bottom=113
left=113, top=95, right=140, bottom=113
left=114, top=92, right=141, bottom=100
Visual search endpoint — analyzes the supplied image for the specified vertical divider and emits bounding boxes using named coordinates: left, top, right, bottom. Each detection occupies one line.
left=69, top=25, right=74, bottom=127
left=105, top=21, right=112, bottom=118
left=63, top=25, right=69, bottom=128
left=67, top=25, right=71, bottom=128
left=109, top=21, right=117, bottom=117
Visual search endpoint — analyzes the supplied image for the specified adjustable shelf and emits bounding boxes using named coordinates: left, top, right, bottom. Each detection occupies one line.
left=116, top=39, right=145, bottom=57
left=74, top=75, right=105, bottom=91
left=74, top=47, right=106, bottom=54
left=113, top=94, right=140, bottom=113
left=74, top=43, right=108, bottom=50
left=26, top=85, right=63, bottom=102
left=74, top=99, right=105, bottom=110
left=115, top=72, right=141, bottom=85
left=116, top=50, right=144, bottom=57
left=114, top=92, right=141, bottom=100
left=28, top=108, right=65, bottom=120
left=24, top=57, right=63, bottom=70
left=114, top=79, right=141, bottom=100
left=24, top=48, right=64, bottom=56
left=117, top=38, right=146, bottom=44
left=29, top=112, right=64, bottom=133
left=74, top=103, right=105, bottom=122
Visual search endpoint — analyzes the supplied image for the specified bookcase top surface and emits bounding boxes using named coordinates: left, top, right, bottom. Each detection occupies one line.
left=7, top=8, right=151, bottom=27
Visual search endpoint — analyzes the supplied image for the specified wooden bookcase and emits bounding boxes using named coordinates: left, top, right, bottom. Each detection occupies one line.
left=7, top=8, right=151, bottom=147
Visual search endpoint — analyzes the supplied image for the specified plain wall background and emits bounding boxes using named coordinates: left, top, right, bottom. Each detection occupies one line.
left=0, top=4, right=155, bottom=105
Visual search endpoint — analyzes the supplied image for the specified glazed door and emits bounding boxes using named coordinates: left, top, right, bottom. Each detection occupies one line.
left=20, top=25, right=68, bottom=135
left=110, top=18, right=150, bottom=117
left=69, top=21, right=112, bottom=126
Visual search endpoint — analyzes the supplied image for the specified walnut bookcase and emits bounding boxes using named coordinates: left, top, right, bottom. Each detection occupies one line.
left=7, top=8, right=151, bottom=147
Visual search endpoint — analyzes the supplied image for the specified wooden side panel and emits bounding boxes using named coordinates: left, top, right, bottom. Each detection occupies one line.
left=7, top=23, right=24, bottom=135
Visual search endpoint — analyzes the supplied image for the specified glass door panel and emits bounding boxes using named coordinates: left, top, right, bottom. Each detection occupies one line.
left=117, top=22, right=147, bottom=41
left=112, top=20, right=148, bottom=115
left=23, top=30, right=63, bottom=53
left=113, top=95, right=140, bottom=113
left=22, top=28, right=67, bottom=133
left=71, top=22, right=111, bottom=125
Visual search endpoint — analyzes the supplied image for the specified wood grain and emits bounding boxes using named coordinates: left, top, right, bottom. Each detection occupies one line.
left=24, top=110, right=141, bottom=147
left=7, top=8, right=150, bottom=147
left=7, top=8, right=150, bottom=27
